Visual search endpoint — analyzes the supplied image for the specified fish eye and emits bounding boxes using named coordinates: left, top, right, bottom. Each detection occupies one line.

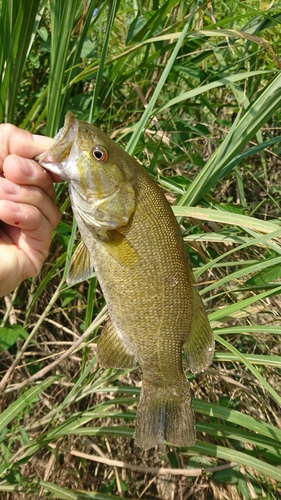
left=92, top=146, right=108, bottom=162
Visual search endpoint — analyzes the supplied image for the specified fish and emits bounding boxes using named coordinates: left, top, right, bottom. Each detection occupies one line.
left=36, top=111, right=214, bottom=450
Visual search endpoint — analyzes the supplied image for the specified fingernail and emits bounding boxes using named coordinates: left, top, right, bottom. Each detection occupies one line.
left=15, top=157, right=35, bottom=177
left=32, top=135, right=55, bottom=148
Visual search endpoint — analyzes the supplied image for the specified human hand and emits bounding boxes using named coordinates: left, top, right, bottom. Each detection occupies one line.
left=0, top=124, right=61, bottom=297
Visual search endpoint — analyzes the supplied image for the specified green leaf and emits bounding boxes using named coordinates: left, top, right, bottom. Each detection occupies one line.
left=190, top=441, right=281, bottom=482
left=213, top=468, right=240, bottom=484
left=187, top=455, right=212, bottom=468
left=0, top=325, right=28, bottom=351
left=167, top=450, right=179, bottom=468
left=47, top=0, right=79, bottom=134
left=176, top=72, right=281, bottom=207
left=56, top=221, right=72, bottom=249
left=0, top=377, right=59, bottom=433
left=126, top=16, right=147, bottom=44
left=246, top=261, right=281, bottom=285
left=0, top=0, right=42, bottom=122
left=214, top=334, right=281, bottom=407
left=126, top=10, right=197, bottom=155
left=38, top=26, right=48, bottom=41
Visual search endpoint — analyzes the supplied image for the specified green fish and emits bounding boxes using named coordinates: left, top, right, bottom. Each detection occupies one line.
left=37, top=112, right=214, bottom=450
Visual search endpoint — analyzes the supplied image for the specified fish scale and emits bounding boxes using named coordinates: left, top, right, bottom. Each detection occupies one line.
left=36, top=111, right=214, bottom=450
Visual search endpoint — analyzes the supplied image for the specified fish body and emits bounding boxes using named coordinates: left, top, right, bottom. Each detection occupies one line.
left=37, top=112, right=214, bottom=449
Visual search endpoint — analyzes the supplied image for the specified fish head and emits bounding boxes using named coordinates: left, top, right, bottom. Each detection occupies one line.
left=36, top=112, right=136, bottom=230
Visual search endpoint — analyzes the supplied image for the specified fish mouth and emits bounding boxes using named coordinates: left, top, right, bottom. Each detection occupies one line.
left=35, top=112, right=78, bottom=179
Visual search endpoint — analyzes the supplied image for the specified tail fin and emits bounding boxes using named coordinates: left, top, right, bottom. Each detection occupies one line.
left=134, top=378, right=196, bottom=450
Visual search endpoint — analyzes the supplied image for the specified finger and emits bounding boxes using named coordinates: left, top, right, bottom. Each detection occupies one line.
left=0, top=179, right=61, bottom=230
left=0, top=213, right=52, bottom=280
left=0, top=236, right=26, bottom=296
left=0, top=200, right=54, bottom=250
left=0, top=123, right=55, bottom=167
left=3, top=154, right=60, bottom=201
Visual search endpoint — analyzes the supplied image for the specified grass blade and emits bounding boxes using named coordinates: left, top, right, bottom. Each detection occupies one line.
left=0, top=377, right=59, bottom=433
left=126, top=5, right=198, bottom=155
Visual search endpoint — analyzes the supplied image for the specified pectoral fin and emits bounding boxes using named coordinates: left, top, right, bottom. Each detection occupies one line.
left=97, top=318, right=136, bottom=368
left=183, top=289, right=214, bottom=373
left=99, top=230, right=140, bottom=267
left=66, top=241, right=94, bottom=285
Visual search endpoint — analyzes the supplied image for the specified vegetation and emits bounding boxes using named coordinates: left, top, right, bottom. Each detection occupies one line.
left=0, top=0, right=281, bottom=498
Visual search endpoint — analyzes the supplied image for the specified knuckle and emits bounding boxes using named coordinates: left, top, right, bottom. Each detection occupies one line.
left=0, top=123, right=17, bottom=135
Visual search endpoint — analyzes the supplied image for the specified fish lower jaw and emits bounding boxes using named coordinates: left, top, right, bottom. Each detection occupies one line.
left=36, top=153, right=70, bottom=180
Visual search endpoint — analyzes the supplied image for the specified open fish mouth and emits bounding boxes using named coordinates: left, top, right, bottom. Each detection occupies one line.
left=35, top=113, right=79, bottom=179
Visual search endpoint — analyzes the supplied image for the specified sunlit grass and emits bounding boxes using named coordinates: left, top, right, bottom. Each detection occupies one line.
left=0, top=0, right=280, bottom=498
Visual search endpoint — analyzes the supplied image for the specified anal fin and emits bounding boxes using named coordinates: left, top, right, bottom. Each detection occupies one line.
left=97, top=318, right=136, bottom=369
left=183, top=288, right=214, bottom=373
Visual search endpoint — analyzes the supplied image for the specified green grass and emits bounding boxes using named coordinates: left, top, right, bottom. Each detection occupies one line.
left=0, top=1, right=281, bottom=498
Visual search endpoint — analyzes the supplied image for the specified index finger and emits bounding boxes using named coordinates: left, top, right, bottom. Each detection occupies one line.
left=0, top=123, right=55, bottom=167
left=3, top=155, right=60, bottom=202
